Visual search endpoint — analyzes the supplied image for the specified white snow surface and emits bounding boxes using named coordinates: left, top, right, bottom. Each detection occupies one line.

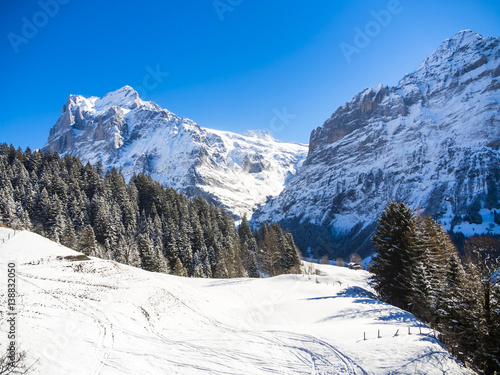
left=0, top=228, right=472, bottom=375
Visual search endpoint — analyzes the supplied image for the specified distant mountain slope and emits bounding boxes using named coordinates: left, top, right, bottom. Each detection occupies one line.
left=43, top=86, right=307, bottom=219
left=0, top=227, right=471, bottom=375
left=253, top=30, right=500, bottom=257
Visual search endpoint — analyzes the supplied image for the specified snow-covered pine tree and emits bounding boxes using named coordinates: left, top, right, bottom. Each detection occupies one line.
left=238, top=215, right=259, bottom=278
left=67, top=190, right=88, bottom=230
left=259, top=223, right=281, bottom=276
left=419, top=216, right=455, bottom=311
left=47, top=194, right=66, bottom=243
left=14, top=201, right=32, bottom=230
left=92, top=193, right=110, bottom=243
left=174, top=257, right=188, bottom=277
left=370, top=201, right=419, bottom=308
left=106, top=202, right=123, bottom=249
left=21, top=179, right=37, bottom=219
left=138, top=234, right=162, bottom=272
left=60, top=217, right=77, bottom=248
left=282, top=229, right=301, bottom=274
left=461, top=236, right=500, bottom=374
left=189, top=205, right=208, bottom=277
left=214, top=243, right=230, bottom=278
left=177, top=220, right=194, bottom=276
left=0, top=186, right=16, bottom=228
left=78, top=225, right=98, bottom=256
left=409, top=259, right=433, bottom=322
left=434, top=251, right=468, bottom=350
left=163, top=216, right=179, bottom=269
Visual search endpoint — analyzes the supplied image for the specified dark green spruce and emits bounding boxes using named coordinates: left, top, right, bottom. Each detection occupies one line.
left=370, top=201, right=500, bottom=375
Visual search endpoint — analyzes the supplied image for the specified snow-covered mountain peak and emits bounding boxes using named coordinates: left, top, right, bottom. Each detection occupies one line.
left=254, top=31, right=500, bottom=257
left=64, top=94, right=97, bottom=112
left=63, top=85, right=146, bottom=116
left=93, top=85, right=143, bottom=111
left=418, top=30, right=484, bottom=68
left=43, top=88, right=307, bottom=219
left=438, top=29, right=483, bottom=50
left=404, top=30, right=498, bottom=91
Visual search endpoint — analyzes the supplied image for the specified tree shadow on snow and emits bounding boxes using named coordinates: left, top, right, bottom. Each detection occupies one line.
left=305, top=286, right=378, bottom=302
left=376, top=310, right=418, bottom=324
left=389, top=349, right=460, bottom=374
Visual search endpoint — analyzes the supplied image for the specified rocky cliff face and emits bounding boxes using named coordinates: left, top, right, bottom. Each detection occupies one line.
left=43, top=86, right=307, bottom=220
left=253, top=30, right=500, bottom=257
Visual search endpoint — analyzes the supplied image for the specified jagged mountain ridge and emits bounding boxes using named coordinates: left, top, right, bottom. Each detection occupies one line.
left=43, top=86, right=307, bottom=219
left=253, top=30, right=500, bottom=257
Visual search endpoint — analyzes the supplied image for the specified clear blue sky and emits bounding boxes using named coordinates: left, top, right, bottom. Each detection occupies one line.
left=1, top=0, right=499, bottom=149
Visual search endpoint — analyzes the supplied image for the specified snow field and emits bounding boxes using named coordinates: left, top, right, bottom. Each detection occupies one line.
left=0, top=228, right=471, bottom=374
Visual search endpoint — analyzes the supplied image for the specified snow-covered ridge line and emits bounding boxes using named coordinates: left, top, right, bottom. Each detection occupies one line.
left=43, top=86, right=308, bottom=220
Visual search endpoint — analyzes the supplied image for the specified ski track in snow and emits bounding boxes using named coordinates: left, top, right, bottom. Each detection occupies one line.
left=15, top=273, right=116, bottom=375
left=17, top=269, right=360, bottom=374
left=139, top=287, right=364, bottom=374
left=267, top=331, right=363, bottom=374
left=10, top=265, right=363, bottom=374
left=0, top=229, right=471, bottom=375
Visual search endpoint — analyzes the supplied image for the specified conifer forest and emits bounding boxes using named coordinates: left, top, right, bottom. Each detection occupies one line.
left=0, top=144, right=301, bottom=279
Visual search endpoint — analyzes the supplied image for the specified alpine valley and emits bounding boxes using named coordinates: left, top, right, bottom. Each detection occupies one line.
left=43, top=30, right=500, bottom=259
left=2, top=28, right=499, bottom=375
left=253, top=30, right=500, bottom=258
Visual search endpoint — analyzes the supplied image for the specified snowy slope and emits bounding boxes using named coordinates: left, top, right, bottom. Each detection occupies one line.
left=42, top=87, right=307, bottom=220
left=253, top=30, right=500, bottom=255
left=0, top=227, right=471, bottom=375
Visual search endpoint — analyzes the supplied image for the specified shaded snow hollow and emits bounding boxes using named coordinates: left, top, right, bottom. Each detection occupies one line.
left=0, top=228, right=472, bottom=375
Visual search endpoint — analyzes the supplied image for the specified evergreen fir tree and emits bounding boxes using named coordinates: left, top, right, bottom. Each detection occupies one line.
left=47, top=194, right=66, bottom=243
left=370, top=202, right=419, bottom=308
left=435, top=251, right=468, bottom=345
left=0, top=189, right=16, bottom=228
left=409, top=259, right=433, bottom=321
left=60, top=218, right=77, bottom=248
left=461, top=236, right=500, bottom=374
left=280, top=228, right=301, bottom=274
left=78, top=225, right=98, bottom=256
left=163, top=216, right=179, bottom=269
left=138, top=234, right=162, bottom=272
left=177, top=220, right=194, bottom=276
left=419, top=216, right=455, bottom=313
left=14, top=201, right=31, bottom=230
left=174, top=257, right=188, bottom=277
left=214, top=245, right=230, bottom=278
left=259, top=223, right=281, bottom=276
left=238, top=215, right=259, bottom=277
